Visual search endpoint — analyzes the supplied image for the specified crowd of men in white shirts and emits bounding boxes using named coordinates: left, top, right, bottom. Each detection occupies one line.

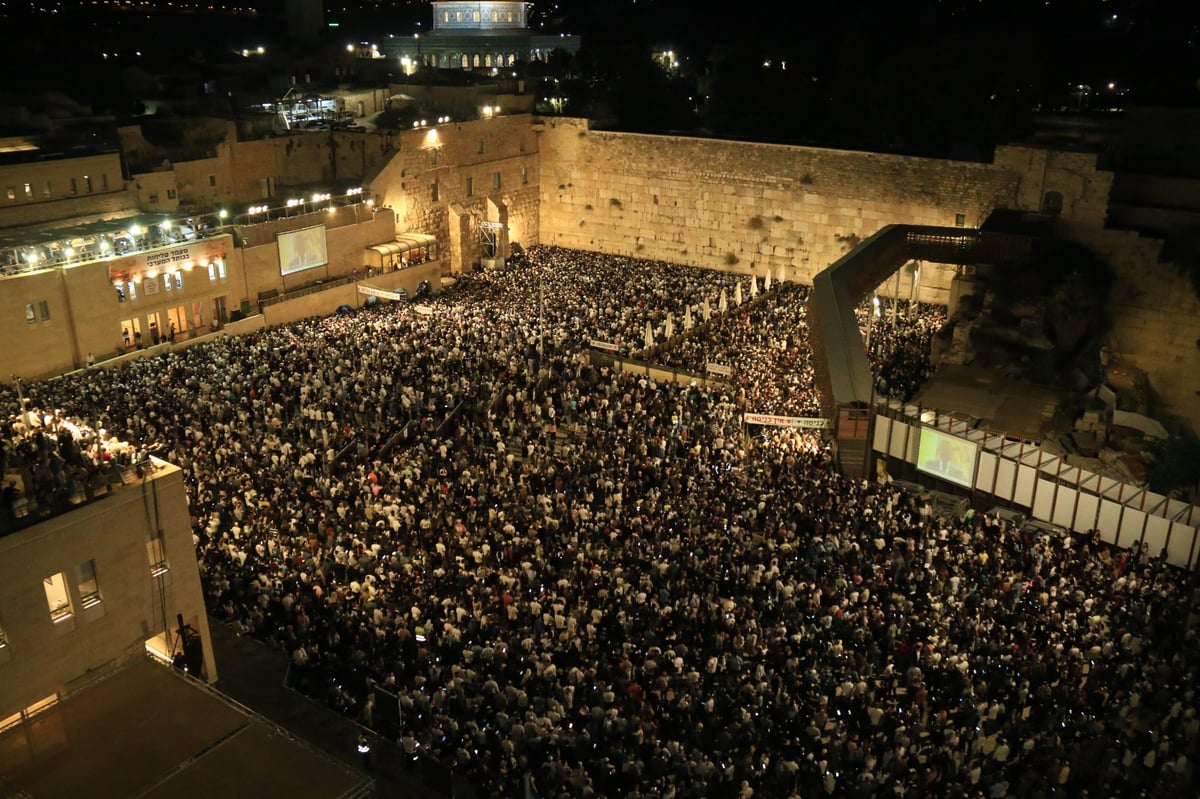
left=3, top=245, right=1197, bottom=798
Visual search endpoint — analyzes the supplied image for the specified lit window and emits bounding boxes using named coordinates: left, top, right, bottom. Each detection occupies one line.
left=77, top=560, right=102, bottom=608
left=521, top=166, right=528, bottom=185
left=24, top=304, right=35, bottom=325
left=209, top=263, right=217, bottom=281
left=43, top=573, right=73, bottom=623
left=217, top=260, right=227, bottom=279
left=0, top=610, right=7, bottom=648
left=127, top=280, right=137, bottom=300
left=174, top=271, right=184, bottom=289
left=23, top=183, right=32, bottom=199
left=5, top=187, right=14, bottom=201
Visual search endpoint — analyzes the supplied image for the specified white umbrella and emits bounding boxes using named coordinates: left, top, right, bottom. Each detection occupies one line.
left=764, top=270, right=772, bottom=291
left=665, top=313, right=674, bottom=339
left=644, top=321, right=654, bottom=350
left=684, top=305, right=694, bottom=330
left=734, top=281, right=743, bottom=306
left=749, top=276, right=758, bottom=297
left=718, top=290, right=728, bottom=314
left=702, top=297, right=712, bottom=321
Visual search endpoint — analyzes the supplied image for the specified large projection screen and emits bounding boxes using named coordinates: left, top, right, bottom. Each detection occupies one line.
left=916, top=427, right=978, bottom=489
left=278, top=225, right=329, bottom=275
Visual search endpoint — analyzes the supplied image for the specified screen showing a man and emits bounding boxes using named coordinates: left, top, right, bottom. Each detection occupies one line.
left=278, top=226, right=329, bottom=276
left=916, top=427, right=978, bottom=489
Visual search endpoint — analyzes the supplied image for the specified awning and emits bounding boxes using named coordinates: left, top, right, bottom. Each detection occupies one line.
left=367, top=233, right=436, bottom=258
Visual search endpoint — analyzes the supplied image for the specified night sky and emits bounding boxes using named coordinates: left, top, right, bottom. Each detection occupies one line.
left=1, top=0, right=1197, bottom=157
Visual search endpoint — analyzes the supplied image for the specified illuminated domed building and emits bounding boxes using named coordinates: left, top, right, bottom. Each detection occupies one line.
left=382, top=1, right=580, bottom=73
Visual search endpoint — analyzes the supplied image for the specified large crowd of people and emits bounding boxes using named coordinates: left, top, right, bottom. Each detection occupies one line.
left=655, top=283, right=822, bottom=418
left=3, top=245, right=1197, bottom=798
left=858, top=299, right=947, bottom=403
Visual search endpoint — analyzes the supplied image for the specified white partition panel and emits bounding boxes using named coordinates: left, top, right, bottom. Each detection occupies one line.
left=1052, top=486, right=1077, bottom=529
left=1073, top=492, right=1100, bottom=534
left=1167, top=498, right=1190, bottom=521
left=1122, top=489, right=1146, bottom=508
left=1033, top=478, right=1056, bottom=521
left=1143, top=515, right=1170, bottom=560
left=874, top=415, right=892, bottom=454
left=1001, top=442, right=1026, bottom=460
left=1076, top=470, right=1103, bottom=495
left=1035, top=454, right=1062, bottom=474
left=1143, top=492, right=1168, bottom=515
left=1098, top=500, right=1124, bottom=546
left=1020, top=450, right=1045, bottom=467
left=976, top=452, right=997, bottom=494
left=995, top=458, right=1016, bottom=501
left=1099, top=477, right=1122, bottom=497
left=1167, top=522, right=1197, bottom=569
left=1120, top=508, right=1147, bottom=549
left=1014, top=465, right=1037, bottom=508
left=889, top=420, right=909, bottom=459
left=905, top=429, right=920, bottom=464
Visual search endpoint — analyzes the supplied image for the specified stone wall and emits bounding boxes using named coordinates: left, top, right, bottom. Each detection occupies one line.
left=0, top=152, right=130, bottom=229
left=239, top=209, right=396, bottom=304
left=537, top=119, right=1018, bottom=289
left=534, top=119, right=1199, bottom=427
left=367, top=114, right=541, bottom=273
left=1080, top=228, right=1200, bottom=423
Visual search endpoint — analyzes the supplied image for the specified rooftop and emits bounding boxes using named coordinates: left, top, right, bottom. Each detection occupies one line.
left=0, top=657, right=372, bottom=799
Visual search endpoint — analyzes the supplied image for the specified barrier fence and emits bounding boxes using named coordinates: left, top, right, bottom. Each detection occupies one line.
left=873, top=400, right=1200, bottom=569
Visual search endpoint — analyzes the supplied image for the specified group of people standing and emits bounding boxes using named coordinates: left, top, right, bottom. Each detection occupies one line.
left=3, top=245, right=1196, bottom=798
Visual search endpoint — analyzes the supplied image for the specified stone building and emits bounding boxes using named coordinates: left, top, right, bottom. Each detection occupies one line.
left=382, top=1, right=580, bottom=72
